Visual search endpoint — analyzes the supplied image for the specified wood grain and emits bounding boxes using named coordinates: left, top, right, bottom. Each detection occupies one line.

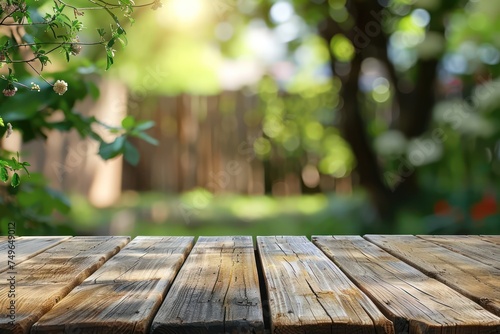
left=365, top=234, right=500, bottom=317
left=313, top=235, right=500, bottom=334
left=31, top=236, right=194, bottom=334
left=0, top=237, right=70, bottom=273
left=418, top=235, right=500, bottom=270
left=258, top=236, right=394, bottom=334
left=151, top=236, right=264, bottom=334
left=480, top=235, right=500, bottom=245
left=0, top=236, right=130, bottom=334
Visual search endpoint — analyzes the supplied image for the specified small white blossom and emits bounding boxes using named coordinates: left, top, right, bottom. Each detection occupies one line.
left=71, top=43, right=82, bottom=56
left=53, top=80, right=68, bottom=95
left=31, top=82, right=40, bottom=92
left=6, top=123, right=12, bottom=138
left=2, top=86, right=17, bottom=97
left=152, top=0, right=162, bottom=10
left=70, top=37, right=82, bottom=56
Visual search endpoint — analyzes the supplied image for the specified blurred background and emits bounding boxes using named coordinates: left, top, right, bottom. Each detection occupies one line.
left=1, top=0, right=500, bottom=236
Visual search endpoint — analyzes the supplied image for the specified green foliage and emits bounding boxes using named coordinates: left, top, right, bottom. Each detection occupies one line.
left=246, top=0, right=499, bottom=227
left=254, top=72, right=354, bottom=178
left=0, top=173, right=72, bottom=235
left=98, top=116, right=157, bottom=165
left=0, top=0, right=161, bottom=233
left=1, top=0, right=160, bottom=88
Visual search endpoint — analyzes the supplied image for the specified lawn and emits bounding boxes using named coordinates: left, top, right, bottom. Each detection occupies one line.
left=65, top=189, right=434, bottom=237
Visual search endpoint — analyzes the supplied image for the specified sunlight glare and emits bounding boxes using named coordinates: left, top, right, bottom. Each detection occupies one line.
left=159, top=0, right=209, bottom=28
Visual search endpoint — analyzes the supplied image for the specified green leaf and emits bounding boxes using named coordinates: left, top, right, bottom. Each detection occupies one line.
left=121, top=115, right=135, bottom=130
left=103, top=8, right=124, bottom=32
left=10, top=156, right=21, bottom=170
left=124, top=140, right=140, bottom=166
left=0, top=167, right=8, bottom=182
left=106, top=52, right=114, bottom=70
left=133, top=131, right=159, bottom=146
left=98, top=136, right=126, bottom=160
left=11, top=173, right=20, bottom=187
left=134, top=120, right=155, bottom=131
left=0, top=117, right=4, bottom=127
left=21, top=162, right=31, bottom=176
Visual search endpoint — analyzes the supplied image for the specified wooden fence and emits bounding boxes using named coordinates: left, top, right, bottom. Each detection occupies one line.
left=20, top=80, right=350, bottom=207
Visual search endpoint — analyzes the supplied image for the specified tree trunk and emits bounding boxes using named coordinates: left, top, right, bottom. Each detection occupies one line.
left=317, top=0, right=441, bottom=222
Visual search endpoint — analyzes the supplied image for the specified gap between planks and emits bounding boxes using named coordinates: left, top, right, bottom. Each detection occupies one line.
left=365, top=234, right=500, bottom=317
left=32, top=236, right=194, bottom=334
left=257, top=236, right=394, bottom=334
left=313, top=235, right=500, bottom=334
left=151, top=236, right=264, bottom=334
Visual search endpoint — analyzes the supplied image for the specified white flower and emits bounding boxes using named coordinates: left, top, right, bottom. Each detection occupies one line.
left=6, top=123, right=12, bottom=138
left=2, top=86, right=17, bottom=97
left=31, top=82, right=40, bottom=92
left=71, top=43, right=82, bottom=55
left=53, top=80, right=68, bottom=95
left=70, top=37, right=82, bottom=56
left=152, top=0, right=162, bottom=10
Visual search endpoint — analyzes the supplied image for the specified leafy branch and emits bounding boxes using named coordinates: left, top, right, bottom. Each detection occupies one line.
left=0, top=0, right=163, bottom=96
left=0, top=117, right=29, bottom=187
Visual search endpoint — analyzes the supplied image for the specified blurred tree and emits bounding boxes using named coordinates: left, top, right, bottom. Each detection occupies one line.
left=254, top=0, right=500, bottom=225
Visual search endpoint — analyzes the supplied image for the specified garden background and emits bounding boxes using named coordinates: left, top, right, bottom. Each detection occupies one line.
left=0, top=0, right=499, bottom=237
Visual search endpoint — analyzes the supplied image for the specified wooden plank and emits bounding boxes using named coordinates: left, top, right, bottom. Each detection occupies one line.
left=31, top=236, right=194, bottom=334
left=258, top=236, right=394, bottom=334
left=480, top=235, right=500, bottom=245
left=313, top=235, right=500, bottom=334
left=0, top=237, right=70, bottom=273
left=418, top=235, right=500, bottom=270
left=366, top=234, right=500, bottom=317
left=0, top=236, right=130, bottom=334
left=151, top=236, right=264, bottom=334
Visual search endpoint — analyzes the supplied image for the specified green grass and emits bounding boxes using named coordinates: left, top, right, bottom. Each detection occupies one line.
left=64, top=188, right=499, bottom=237
left=68, top=190, right=378, bottom=237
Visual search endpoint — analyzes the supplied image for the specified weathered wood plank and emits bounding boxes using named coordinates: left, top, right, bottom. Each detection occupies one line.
left=31, top=236, right=194, bottom=334
left=0, top=236, right=130, bottom=334
left=31, top=237, right=194, bottom=334
left=418, top=235, right=500, bottom=270
left=480, top=235, right=500, bottom=245
left=0, top=237, right=70, bottom=273
left=313, top=235, right=500, bottom=334
left=151, top=236, right=264, bottom=334
left=366, top=234, right=500, bottom=317
left=258, top=236, right=394, bottom=334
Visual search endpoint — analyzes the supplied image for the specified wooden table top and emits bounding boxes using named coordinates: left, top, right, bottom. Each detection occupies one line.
left=0, top=235, right=499, bottom=334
